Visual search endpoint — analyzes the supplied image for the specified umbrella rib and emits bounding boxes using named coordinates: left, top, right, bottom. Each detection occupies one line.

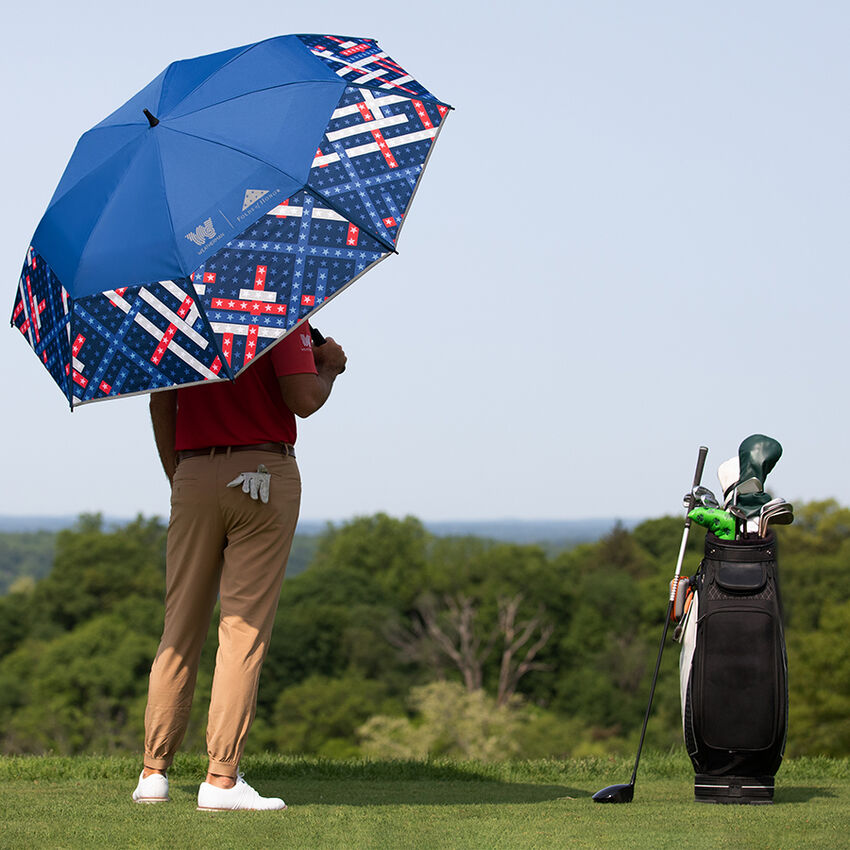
left=348, top=79, right=453, bottom=110
left=158, top=125, right=304, bottom=192
left=148, top=133, right=184, bottom=281
left=163, top=79, right=344, bottom=122
left=303, top=184, right=397, bottom=255
left=156, top=36, right=295, bottom=118
left=384, top=108, right=451, bottom=246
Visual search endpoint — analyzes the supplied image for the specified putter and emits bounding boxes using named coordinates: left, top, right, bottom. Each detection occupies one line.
left=593, top=445, right=708, bottom=804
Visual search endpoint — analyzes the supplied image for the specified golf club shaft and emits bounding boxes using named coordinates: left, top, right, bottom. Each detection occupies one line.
left=630, top=445, right=708, bottom=786
left=669, top=446, right=709, bottom=600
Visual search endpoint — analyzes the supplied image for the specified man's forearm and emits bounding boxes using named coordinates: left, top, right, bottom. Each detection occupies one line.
left=150, top=390, right=178, bottom=484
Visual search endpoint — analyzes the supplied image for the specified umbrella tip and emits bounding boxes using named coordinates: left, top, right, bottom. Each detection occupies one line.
left=143, top=108, right=160, bottom=128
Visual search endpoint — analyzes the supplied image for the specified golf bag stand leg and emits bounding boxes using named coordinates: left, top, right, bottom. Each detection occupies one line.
left=679, top=531, right=788, bottom=803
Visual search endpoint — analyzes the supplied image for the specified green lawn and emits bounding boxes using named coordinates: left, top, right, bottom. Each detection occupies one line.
left=1, top=753, right=848, bottom=849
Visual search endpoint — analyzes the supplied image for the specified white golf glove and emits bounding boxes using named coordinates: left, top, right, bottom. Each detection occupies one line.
left=227, top=463, right=271, bottom=504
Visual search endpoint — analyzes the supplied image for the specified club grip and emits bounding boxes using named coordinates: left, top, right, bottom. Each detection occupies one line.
left=310, top=326, right=326, bottom=346
left=684, top=446, right=709, bottom=516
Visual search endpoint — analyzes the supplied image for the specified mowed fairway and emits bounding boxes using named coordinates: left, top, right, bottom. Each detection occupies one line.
left=1, top=754, right=847, bottom=849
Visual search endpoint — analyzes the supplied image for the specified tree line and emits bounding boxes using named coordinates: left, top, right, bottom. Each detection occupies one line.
left=0, top=504, right=847, bottom=760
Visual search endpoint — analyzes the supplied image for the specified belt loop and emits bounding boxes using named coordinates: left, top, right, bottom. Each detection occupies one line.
left=226, top=445, right=232, bottom=459
left=208, top=447, right=215, bottom=461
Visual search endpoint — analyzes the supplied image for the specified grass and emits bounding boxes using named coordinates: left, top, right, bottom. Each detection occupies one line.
left=1, top=752, right=848, bottom=849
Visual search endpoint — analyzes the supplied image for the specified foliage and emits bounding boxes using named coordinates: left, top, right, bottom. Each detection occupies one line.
left=359, top=681, right=526, bottom=761
left=0, top=530, right=56, bottom=595
left=256, top=673, right=402, bottom=758
left=0, top=504, right=847, bottom=761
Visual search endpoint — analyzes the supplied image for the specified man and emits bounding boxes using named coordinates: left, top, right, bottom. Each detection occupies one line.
left=132, top=323, right=346, bottom=811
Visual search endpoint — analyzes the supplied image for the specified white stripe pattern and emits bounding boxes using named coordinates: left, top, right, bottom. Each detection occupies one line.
left=267, top=204, right=348, bottom=221
left=325, top=113, right=407, bottom=142
left=210, top=322, right=286, bottom=339
left=237, top=288, right=277, bottom=302
left=138, top=289, right=208, bottom=348
left=133, top=313, right=219, bottom=379
left=331, top=95, right=406, bottom=120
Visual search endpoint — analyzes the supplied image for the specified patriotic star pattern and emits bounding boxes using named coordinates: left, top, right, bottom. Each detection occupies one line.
left=12, top=249, right=227, bottom=406
left=69, top=279, right=225, bottom=403
left=310, top=86, right=448, bottom=248
left=12, top=248, right=72, bottom=399
left=297, top=35, right=440, bottom=101
left=191, top=188, right=389, bottom=373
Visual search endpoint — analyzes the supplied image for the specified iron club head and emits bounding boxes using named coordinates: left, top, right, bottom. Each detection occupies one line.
left=684, top=486, right=720, bottom=510
left=592, top=783, right=634, bottom=803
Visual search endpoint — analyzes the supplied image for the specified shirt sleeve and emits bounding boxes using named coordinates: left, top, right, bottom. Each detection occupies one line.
left=270, top=322, right=318, bottom=377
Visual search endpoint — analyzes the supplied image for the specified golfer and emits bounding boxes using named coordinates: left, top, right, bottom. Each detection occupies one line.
left=132, top=324, right=346, bottom=810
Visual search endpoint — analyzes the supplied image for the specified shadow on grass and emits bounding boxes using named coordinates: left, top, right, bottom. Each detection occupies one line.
left=173, top=779, right=581, bottom=806
left=775, top=786, right=838, bottom=804
left=173, top=760, right=585, bottom=805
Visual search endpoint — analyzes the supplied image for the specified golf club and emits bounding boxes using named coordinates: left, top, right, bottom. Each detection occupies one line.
left=593, top=445, right=708, bottom=804
left=684, top=486, right=719, bottom=510
left=762, top=510, right=793, bottom=535
left=759, top=502, right=793, bottom=536
left=728, top=505, right=748, bottom=539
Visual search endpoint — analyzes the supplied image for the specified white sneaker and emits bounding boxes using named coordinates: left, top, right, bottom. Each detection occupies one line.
left=132, top=769, right=169, bottom=803
left=197, top=773, right=286, bottom=811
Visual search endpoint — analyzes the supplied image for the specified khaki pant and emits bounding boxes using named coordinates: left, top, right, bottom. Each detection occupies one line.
left=143, top=449, right=300, bottom=777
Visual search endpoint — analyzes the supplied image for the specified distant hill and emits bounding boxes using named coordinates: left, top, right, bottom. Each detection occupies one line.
left=0, top=515, right=642, bottom=544
left=0, top=515, right=643, bottom=594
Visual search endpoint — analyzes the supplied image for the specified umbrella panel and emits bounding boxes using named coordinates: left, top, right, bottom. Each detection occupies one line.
left=12, top=34, right=450, bottom=407
left=191, top=187, right=392, bottom=376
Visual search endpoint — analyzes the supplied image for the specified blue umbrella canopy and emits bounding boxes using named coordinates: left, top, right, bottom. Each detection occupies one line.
left=13, top=34, right=450, bottom=406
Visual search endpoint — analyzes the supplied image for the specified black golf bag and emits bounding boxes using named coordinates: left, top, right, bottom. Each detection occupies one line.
left=678, top=531, right=788, bottom=803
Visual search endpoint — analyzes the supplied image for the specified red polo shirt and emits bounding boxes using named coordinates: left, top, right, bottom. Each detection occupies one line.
left=175, top=326, right=317, bottom=450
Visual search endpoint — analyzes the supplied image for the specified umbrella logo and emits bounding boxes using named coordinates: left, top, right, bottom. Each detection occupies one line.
left=242, top=189, right=269, bottom=211
left=185, top=218, right=216, bottom=247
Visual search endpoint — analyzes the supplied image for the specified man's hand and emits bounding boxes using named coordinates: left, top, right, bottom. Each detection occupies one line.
left=227, top=464, right=271, bottom=503
left=313, top=336, right=347, bottom=375
left=279, top=336, right=347, bottom=417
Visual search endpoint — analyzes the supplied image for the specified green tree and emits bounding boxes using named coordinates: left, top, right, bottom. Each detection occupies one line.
left=27, top=515, right=165, bottom=640
left=309, top=514, right=429, bottom=605
left=787, top=600, right=850, bottom=756
left=0, top=597, right=161, bottom=754
left=261, top=673, right=401, bottom=758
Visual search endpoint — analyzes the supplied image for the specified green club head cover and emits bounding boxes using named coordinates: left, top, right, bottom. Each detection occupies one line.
left=688, top=507, right=736, bottom=540
left=738, top=434, right=783, bottom=492
left=737, top=490, right=774, bottom=517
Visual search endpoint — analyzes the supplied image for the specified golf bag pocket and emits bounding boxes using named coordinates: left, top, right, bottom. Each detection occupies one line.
left=680, top=532, right=788, bottom=803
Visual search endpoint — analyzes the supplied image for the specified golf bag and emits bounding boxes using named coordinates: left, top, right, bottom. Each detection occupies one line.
left=678, top=531, right=788, bottom=803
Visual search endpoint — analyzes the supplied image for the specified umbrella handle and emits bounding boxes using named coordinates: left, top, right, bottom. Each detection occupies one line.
left=310, top=327, right=326, bottom=346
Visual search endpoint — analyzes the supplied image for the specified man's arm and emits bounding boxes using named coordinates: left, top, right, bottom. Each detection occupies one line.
left=278, top=337, right=347, bottom=418
left=150, top=389, right=178, bottom=484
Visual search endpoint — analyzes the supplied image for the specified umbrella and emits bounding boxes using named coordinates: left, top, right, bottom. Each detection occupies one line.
left=12, top=34, right=450, bottom=407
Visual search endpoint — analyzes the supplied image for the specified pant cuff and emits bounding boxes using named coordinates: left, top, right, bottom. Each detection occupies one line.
left=207, top=758, right=238, bottom=778
left=144, top=755, right=172, bottom=771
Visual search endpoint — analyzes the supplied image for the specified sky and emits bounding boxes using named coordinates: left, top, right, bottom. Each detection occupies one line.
left=1, top=1, right=847, bottom=524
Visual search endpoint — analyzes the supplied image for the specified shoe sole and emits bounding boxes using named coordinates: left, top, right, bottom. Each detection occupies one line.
left=133, top=797, right=170, bottom=804
left=196, top=805, right=287, bottom=812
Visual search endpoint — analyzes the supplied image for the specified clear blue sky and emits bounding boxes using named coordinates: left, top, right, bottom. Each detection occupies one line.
left=1, top=1, right=847, bottom=522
